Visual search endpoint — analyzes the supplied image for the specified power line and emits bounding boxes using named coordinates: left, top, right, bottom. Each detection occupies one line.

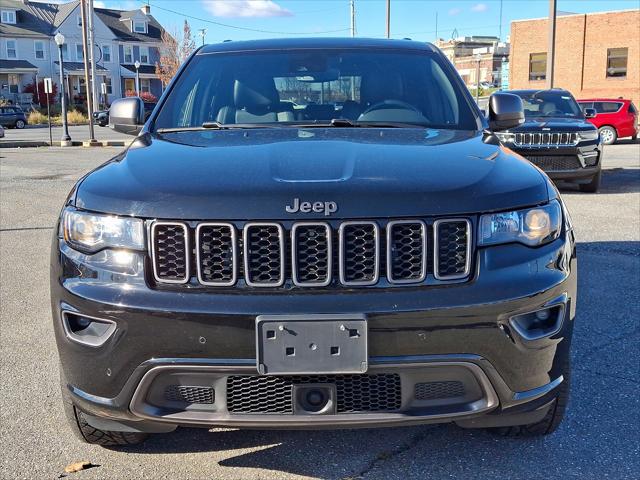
left=144, top=1, right=351, bottom=36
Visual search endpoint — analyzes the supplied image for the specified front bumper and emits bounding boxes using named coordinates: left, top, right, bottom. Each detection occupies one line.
left=52, top=229, right=576, bottom=431
left=511, top=141, right=602, bottom=183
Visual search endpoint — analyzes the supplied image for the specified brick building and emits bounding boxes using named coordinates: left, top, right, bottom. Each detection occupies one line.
left=510, top=9, right=640, bottom=105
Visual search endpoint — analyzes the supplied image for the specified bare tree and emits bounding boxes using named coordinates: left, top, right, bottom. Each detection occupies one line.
left=155, top=20, right=196, bottom=87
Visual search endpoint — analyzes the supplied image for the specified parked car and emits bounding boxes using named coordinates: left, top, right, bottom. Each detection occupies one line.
left=52, top=38, right=576, bottom=447
left=0, top=106, right=27, bottom=129
left=0, top=124, right=4, bottom=138
left=93, top=101, right=156, bottom=127
left=577, top=98, right=638, bottom=145
left=497, top=89, right=602, bottom=192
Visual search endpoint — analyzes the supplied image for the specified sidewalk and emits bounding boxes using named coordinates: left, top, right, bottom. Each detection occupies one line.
left=0, top=124, right=132, bottom=148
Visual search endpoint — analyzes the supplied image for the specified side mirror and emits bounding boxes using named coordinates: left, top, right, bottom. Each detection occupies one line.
left=584, top=108, right=597, bottom=119
left=488, top=92, right=525, bottom=131
left=109, top=97, right=145, bottom=135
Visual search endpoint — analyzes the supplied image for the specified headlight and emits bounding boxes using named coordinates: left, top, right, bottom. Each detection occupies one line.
left=577, top=130, right=599, bottom=141
left=63, top=208, right=145, bottom=253
left=479, top=200, right=562, bottom=247
left=495, top=132, right=515, bottom=143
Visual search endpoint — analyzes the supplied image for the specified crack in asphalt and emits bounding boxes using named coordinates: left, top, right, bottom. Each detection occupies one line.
left=347, top=427, right=437, bottom=479
left=0, top=226, right=54, bottom=232
left=573, top=366, right=639, bottom=385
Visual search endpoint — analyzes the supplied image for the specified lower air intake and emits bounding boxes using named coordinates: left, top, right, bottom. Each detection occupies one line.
left=226, top=374, right=402, bottom=414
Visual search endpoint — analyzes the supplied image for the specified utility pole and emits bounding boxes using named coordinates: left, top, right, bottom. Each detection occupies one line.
left=80, top=0, right=96, bottom=143
left=87, top=0, right=98, bottom=112
left=546, top=0, right=557, bottom=88
left=386, top=0, right=390, bottom=38
left=435, top=12, right=438, bottom=42
left=350, top=0, right=355, bottom=37
left=198, top=28, right=207, bottom=46
left=498, top=0, right=503, bottom=39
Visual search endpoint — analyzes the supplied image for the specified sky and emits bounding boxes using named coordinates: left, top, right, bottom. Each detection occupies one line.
left=81, top=0, right=640, bottom=44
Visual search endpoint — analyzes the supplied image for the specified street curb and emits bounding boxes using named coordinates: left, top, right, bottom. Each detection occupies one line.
left=0, top=140, right=128, bottom=148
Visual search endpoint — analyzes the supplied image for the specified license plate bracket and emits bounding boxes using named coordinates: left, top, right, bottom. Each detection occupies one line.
left=256, top=314, right=368, bottom=375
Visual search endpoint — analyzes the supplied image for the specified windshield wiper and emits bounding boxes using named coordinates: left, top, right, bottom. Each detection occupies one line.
left=294, top=119, right=425, bottom=129
left=156, top=122, right=276, bottom=133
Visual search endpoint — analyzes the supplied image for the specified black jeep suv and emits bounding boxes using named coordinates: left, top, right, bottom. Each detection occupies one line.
left=498, top=89, right=602, bottom=192
left=52, top=38, right=576, bottom=447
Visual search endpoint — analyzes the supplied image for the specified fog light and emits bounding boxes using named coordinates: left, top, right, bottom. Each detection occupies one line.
left=509, top=304, right=565, bottom=341
left=62, top=310, right=117, bottom=347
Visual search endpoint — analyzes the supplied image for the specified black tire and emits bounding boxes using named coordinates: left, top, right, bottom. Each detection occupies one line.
left=63, top=401, right=148, bottom=447
left=491, top=364, right=570, bottom=437
left=598, top=126, right=617, bottom=145
left=15, top=119, right=25, bottom=129
left=579, top=170, right=601, bottom=193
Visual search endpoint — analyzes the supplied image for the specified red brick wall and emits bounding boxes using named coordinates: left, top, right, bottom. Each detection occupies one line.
left=510, top=10, right=640, bottom=105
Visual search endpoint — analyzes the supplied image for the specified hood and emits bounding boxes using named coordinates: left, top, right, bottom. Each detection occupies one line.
left=75, top=128, right=549, bottom=219
left=514, top=117, right=595, bottom=132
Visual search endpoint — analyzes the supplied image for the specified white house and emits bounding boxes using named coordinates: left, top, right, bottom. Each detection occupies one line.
left=0, top=0, right=167, bottom=106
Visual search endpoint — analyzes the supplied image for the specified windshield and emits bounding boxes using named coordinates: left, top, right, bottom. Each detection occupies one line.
left=513, top=91, right=583, bottom=119
left=153, top=49, right=477, bottom=131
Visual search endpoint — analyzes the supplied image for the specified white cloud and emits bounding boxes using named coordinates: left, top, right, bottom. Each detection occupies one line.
left=448, top=7, right=462, bottom=16
left=93, top=1, right=107, bottom=7
left=204, top=0, right=293, bottom=18
left=471, top=3, right=489, bottom=12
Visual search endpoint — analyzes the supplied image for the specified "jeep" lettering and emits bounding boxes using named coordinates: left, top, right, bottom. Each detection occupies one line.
left=285, top=198, right=338, bottom=216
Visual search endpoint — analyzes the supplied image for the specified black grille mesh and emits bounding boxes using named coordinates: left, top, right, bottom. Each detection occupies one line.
left=152, top=224, right=188, bottom=281
left=293, top=224, right=330, bottom=285
left=245, top=225, right=283, bottom=285
left=388, top=222, right=425, bottom=282
left=198, top=224, right=235, bottom=284
left=436, top=221, right=469, bottom=278
left=525, top=155, right=582, bottom=171
left=341, top=223, right=378, bottom=284
left=226, top=374, right=402, bottom=414
left=414, top=381, right=465, bottom=400
left=165, top=385, right=215, bottom=404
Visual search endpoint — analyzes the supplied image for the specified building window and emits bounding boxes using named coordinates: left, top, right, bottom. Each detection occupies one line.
left=124, top=78, right=135, bottom=92
left=139, top=46, right=149, bottom=64
left=7, top=73, right=19, bottom=93
left=133, top=21, right=147, bottom=33
left=102, top=44, right=111, bottom=62
left=104, top=77, right=112, bottom=94
left=76, top=44, right=84, bottom=61
left=77, top=15, right=82, bottom=27
left=1, top=10, right=17, bottom=24
left=140, top=78, right=151, bottom=93
left=529, top=53, right=547, bottom=81
left=123, top=45, right=133, bottom=63
left=6, top=39, right=17, bottom=59
left=606, top=48, right=628, bottom=78
left=34, top=40, right=45, bottom=60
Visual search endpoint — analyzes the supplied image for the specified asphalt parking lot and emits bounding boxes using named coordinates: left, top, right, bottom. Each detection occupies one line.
left=1, top=142, right=638, bottom=479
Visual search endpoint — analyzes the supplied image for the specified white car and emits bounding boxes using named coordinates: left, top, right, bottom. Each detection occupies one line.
left=0, top=124, right=5, bottom=138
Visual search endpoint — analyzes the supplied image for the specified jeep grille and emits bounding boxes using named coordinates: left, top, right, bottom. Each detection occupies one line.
left=514, top=132, right=579, bottom=147
left=150, top=218, right=473, bottom=288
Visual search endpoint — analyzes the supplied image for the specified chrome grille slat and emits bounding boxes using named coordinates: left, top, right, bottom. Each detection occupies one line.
left=433, top=219, right=472, bottom=280
left=339, top=221, right=380, bottom=286
left=151, top=222, right=189, bottom=284
left=243, top=223, right=285, bottom=287
left=386, top=220, right=427, bottom=284
left=514, top=131, right=579, bottom=148
left=291, top=222, right=332, bottom=287
left=151, top=218, right=473, bottom=287
left=196, top=222, right=237, bottom=286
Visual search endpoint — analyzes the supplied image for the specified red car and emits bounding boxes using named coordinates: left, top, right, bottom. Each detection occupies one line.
left=577, top=98, right=638, bottom=145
